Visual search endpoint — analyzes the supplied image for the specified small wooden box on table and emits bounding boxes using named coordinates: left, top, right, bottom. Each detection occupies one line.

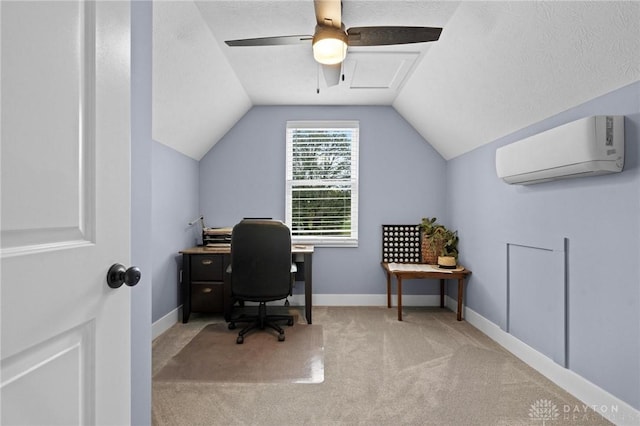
left=381, top=262, right=471, bottom=321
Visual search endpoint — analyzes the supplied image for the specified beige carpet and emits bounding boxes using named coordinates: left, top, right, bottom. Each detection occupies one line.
left=154, top=322, right=324, bottom=384
left=152, top=307, right=612, bottom=425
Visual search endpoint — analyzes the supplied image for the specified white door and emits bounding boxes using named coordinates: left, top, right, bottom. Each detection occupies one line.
left=1, top=1, right=132, bottom=425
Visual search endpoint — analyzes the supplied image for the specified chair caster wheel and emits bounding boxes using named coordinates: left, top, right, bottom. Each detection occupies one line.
left=278, top=333, right=285, bottom=342
left=228, top=322, right=236, bottom=330
left=287, top=318, right=294, bottom=326
left=236, top=335, right=244, bottom=344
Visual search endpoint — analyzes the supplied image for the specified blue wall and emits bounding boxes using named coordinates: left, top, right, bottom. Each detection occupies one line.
left=447, top=81, right=640, bottom=410
left=199, top=106, right=447, bottom=296
left=151, top=141, right=200, bottom=322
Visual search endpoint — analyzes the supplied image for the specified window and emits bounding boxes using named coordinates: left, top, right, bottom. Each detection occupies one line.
left=286, top=121, right=359, bottom=247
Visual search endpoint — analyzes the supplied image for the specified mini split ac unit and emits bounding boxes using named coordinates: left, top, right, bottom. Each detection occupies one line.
left=496, top=116, right=624, bottom=185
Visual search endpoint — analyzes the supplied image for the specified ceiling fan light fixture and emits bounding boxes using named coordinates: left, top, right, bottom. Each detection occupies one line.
left=312, top=25, right=347, bottom=65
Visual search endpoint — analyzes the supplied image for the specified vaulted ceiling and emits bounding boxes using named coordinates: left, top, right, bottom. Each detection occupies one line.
left=153, top=1, right=640, bottom=161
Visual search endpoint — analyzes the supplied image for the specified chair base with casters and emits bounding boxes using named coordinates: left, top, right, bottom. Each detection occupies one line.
left=228, top=302, right=294, bottom=344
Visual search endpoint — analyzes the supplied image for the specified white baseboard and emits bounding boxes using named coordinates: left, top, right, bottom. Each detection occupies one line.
left=152, top=306, right=181, bottom=340
left=151, top=295, right=443, bottom=338
left=288, top=293, right=441, bottom=307
left=463, top=305, right=640, bottom=426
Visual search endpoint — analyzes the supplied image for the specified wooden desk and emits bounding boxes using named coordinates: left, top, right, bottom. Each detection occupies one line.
left=180, top=245, right=314, bottom=324
left=381, top=262, right=471, bottom=321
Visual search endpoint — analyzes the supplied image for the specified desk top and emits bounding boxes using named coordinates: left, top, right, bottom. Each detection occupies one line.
left=180, top=244, right=314, bottom=255
left=381, top=262, right=471, bottom=277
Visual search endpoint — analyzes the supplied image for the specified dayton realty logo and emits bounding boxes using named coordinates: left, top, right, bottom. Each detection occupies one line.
left=529, top=399, right=560, bottom=425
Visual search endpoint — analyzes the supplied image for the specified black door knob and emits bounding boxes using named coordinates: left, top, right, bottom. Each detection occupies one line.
left=107, top=264, right=142, bottom=289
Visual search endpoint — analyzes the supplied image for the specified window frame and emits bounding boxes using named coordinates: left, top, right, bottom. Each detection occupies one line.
left=285, top=120, right=359, bottom=247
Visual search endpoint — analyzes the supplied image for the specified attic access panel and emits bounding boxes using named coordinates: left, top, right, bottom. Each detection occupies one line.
left=343, top=52, right=419, bottom=90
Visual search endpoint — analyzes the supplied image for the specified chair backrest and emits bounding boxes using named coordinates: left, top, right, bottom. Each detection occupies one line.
left=230, top=219, right=292, bottom=301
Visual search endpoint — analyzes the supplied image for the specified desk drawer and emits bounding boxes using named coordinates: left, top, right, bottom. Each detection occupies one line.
left=191, top=254, right=224, bottom=281
left=191, top=282, right=224, bottom=312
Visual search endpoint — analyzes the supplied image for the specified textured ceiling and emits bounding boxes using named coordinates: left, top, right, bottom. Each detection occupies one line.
left=153, top=1, right=251, bottom=160
left=153, top=1, right=640, bottom=161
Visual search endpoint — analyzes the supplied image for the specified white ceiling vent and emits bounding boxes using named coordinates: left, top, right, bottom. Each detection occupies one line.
left=343, top=52, right=419, bottom=90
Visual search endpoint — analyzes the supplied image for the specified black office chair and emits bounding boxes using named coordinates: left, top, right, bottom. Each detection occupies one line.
left=227, top=219, right=296, bottom=344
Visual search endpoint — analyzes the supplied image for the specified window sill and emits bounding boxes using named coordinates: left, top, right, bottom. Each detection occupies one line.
left=292, top=238, right=358, bottom=248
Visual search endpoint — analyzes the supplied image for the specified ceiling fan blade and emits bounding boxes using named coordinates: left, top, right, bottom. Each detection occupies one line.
left=322, top=64, right=341, bottom=87
left=225, top=35, right=312, bottom=47
left=346, top=26, right=442, bottom=47
left=314, top=0, right=342, bottom=29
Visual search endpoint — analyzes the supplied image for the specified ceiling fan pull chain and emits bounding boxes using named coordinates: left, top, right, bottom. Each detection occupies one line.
left=316, top=63, right=320, bottom=94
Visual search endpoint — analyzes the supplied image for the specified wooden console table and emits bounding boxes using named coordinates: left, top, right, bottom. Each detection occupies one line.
left=381, top=262, right=471, bottom=321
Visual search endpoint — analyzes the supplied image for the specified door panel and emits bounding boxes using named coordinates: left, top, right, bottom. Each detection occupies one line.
left=1, top=323, right=94, bottom=425
left=1, top=1, right=131, bottom=425
left=2, top=0, right=92, bottom=252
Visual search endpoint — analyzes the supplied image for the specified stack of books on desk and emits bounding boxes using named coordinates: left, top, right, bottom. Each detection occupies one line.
left=203, top=227, right=232, bottom=247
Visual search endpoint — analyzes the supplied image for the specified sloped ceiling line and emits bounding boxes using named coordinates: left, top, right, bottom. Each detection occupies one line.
left=153, top=1, right=640, bottom=161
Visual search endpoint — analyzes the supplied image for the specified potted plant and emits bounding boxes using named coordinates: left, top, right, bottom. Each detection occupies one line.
left=419, top=217, right=459, bottom=267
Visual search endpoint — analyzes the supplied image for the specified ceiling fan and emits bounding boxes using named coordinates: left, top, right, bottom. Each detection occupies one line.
left=224, top=0, right=442, bottom=87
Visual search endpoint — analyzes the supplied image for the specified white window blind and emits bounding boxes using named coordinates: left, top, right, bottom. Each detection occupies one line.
left=286, top=120, right=359, bottom=247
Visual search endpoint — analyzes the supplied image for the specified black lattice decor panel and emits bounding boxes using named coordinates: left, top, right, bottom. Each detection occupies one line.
left=382, top=225, right=421, bottom=263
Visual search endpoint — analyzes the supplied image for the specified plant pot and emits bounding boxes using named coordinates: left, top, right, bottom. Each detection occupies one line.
left=420, top=234, right=443, bottom=264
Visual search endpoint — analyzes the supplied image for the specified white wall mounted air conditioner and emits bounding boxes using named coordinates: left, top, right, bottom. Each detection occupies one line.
left=495, top=116, right=624, bottom=185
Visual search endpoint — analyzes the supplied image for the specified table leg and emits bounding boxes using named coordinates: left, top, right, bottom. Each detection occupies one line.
left=397, top=276, right=403, bottom=321
left=440, top=279, right=445, bottom=308
left=304, top=252, right=313, bottom=324
left=222, top=254, right=232, bottom=322
left=457, top=278, right=464, bottom=321
left=386, top=271, right=392, bottom=308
